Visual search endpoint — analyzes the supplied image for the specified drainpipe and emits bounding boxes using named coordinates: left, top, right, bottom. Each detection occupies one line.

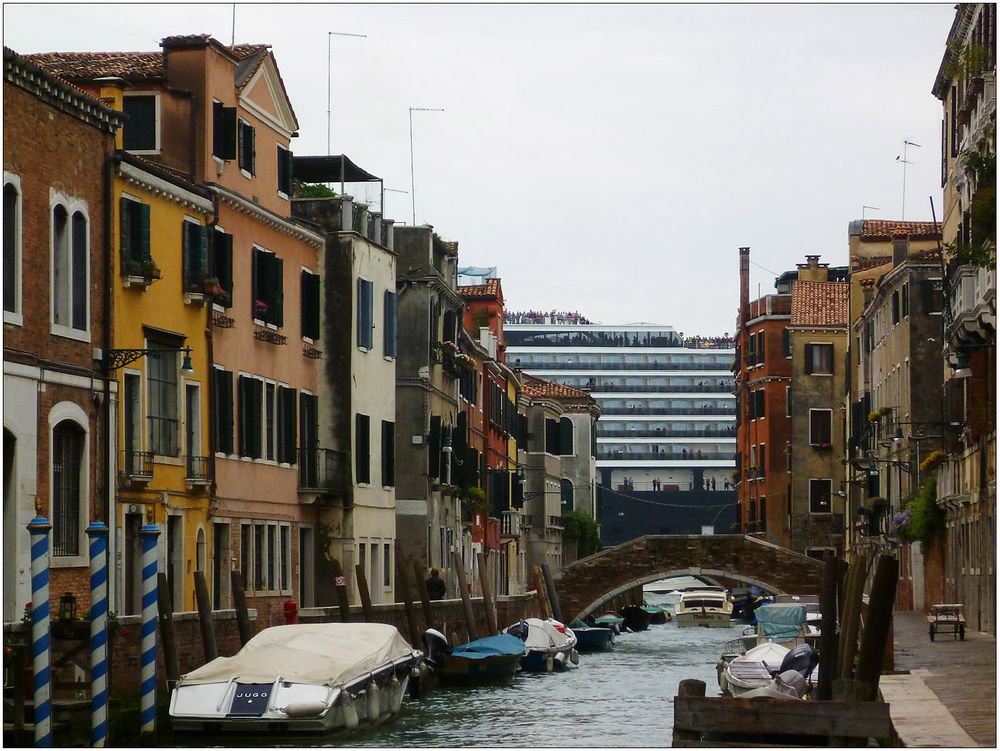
left=104, top=150, right=119, bottom=610
left=206, top=192, right=220, bottom=504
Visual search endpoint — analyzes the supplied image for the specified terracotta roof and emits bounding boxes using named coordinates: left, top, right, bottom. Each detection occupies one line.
left=790, top=280, right=848, bottom=327
left=25, top=50, right=163, bottom=82
left=521, top=376, right=591, bottom=401
left=861, top=220, right=940, bottom=241
left=117, top=151, right=209, bottom=198
left=458, top=278, right=502, bottom=299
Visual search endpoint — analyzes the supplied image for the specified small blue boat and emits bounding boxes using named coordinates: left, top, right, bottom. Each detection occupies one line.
left=423, top=629, right=525, bottom=684
left=569, top=618, right=614, bottom=651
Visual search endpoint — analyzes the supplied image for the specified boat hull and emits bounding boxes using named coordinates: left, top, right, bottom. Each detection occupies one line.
left=620, top=604, right=653, bottom=632
left=571, top=627, right=614, bottom=651
left=521, top=647, right=574, bottom=672
left=433, top=652, right=522, bottom=684
left=675, top=611, right=732, bottom=628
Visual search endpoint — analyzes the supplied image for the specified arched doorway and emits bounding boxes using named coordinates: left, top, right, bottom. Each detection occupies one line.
left=4, top=428, right=18, bottom=622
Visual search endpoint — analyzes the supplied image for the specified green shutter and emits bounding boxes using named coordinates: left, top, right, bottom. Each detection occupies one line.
left=251, top=249, right=260, bottom=319
left=137, top=203, right=151, bottom=262
left=356, top=413, right=371, bottom=485
left=249, top=126, right=256, bottom=175
left=222, top=107, right=237, bottom=161
left=237, top=375, right=247, bottom=456
left=428, top=416, right=441, bottom=479
left=196, top=225, right=208, bottom=283
left=182, top=221, right=191, bottom=287
left=273, top=255, right=284, bottom=327
left=250, top=378, right=263, bottom=459
left=119, top=197, right=132, bottom=271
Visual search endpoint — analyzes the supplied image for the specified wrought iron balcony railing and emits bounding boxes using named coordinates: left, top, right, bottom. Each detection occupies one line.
left=122, top=450, right=154, bottom=481
left=298, top=447, right=350, bottom=498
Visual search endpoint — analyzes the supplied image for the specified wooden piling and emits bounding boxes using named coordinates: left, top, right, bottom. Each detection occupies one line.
left=330, top=559, right=352, bottom=622
left=452, top=550, right=478, bottom=642
left=413, top=560, right=435, bottom=631
left=193, top=571, right=218, bottom=662
left=476, top=551, right=498, bottom=635
left=355, top=564, right=375, bottom=623
left=540, top=563, right=563, bottom=623
left=855, top=554, right=898, bottom=690
left=157, top=572, right=181, bottom=685
left=672, top=679, right=707, bottom=745
left=395, top=550, right=422, bottom=647
left=816, top=555, right=839, bottom=700
left=12, top=638, right=26, bottom=729
left=533, top=566, right=551, bottom=618
left=230, top=570, right=252, bottom=646
left=838, top=553, right=866, bottom=679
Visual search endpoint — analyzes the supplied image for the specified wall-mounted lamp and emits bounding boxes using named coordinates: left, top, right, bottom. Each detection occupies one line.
left=102, top=346, right=194, bottom=376
left=952, top=350, right=972, bottom=379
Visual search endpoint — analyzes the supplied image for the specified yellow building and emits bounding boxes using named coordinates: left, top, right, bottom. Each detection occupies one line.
left=108, top=146, right=215, bottom=615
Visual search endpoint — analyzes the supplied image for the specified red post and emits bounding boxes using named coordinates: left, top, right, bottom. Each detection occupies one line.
left=283, top=599, right=299, bottom=625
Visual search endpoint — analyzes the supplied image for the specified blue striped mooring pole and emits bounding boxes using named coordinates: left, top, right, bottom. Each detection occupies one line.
left=27, top=517, right=53, bottom=748
left=86, top=522, right=109, bottom=747
left=139, top=524, right=160, bottom=739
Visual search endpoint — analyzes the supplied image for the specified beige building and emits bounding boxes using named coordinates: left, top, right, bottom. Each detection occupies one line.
left=787, top=257, right=849, bottom=557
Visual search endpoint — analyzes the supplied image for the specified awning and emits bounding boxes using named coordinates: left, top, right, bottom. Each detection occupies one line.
left=292, top=155, right=381, bottom=183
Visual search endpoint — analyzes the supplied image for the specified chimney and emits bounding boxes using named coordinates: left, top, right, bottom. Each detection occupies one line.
left=892, top=236, right=909, bottom=267
left=739, top=247, right=750, bottom=329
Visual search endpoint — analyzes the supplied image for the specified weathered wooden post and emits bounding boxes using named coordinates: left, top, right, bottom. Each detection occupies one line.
left=395, top=550, right=421, bottom=647
left=193, top=571, right=218, bottom=661
left=155, top=573, right=180, bottom=687
left=27, top=516, right=53, bottom=748
left=331, top=560, right=352, bottom=622
left=230, top=570, right=253, bottom=646
left=540, top=563, right=563, bottom=623
left=855, top=554, right=898, bottom=689
left=86, top=522, right=109, bottom=747
left=476, top=551, right=498, bottom=635
left=452, top=551, right=478, bottom=641
left=533, top=566, right=551, bottom=619
left=672, top=679, right=707, bottom=745
left=355, top=564, right=375, bottom=622
left=413, top=559, right=435, bottom=631
left=838, top=553, right=867, bottom=679
left=816, top=555, right=839, bottom=700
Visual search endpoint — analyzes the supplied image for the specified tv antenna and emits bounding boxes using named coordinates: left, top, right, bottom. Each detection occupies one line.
left=896, top=140, right=920, bottom=220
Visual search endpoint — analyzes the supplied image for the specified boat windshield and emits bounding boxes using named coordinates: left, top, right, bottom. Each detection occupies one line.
left=680, top=597, right=725, bottom=608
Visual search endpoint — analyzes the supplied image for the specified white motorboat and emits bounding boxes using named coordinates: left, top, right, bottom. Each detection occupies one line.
left=674, top=587, right=733, bottom=628
left=721, top=640, right=790, bottom=697
left=505, top=617, right=579, bottom=672
left=169, top=623, right=423, bottom=734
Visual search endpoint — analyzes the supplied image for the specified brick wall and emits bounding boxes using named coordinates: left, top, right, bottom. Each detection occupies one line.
left=554, top=534, right=824, bottom=619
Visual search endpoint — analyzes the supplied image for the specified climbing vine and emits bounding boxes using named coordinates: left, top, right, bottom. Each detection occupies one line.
left=562, top=510, right=601, bottom=557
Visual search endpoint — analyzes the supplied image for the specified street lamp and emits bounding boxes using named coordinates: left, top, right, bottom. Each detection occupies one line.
left=952, top=350, right=972, bottom=379
left=102, top=347, right=194, bottom=375
left=409, top=106, right=445, bottom=225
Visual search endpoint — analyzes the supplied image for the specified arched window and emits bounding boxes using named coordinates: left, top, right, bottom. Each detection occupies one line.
left=52, top=205, right=70, bottom=327
left=52, top=420, right=84, bottom=557
left=559, top=417, right=574, bottom=456
left=50, top=199, right=89, bottom=335
left=196, top=528, right=207, bottom=573
left=4, top=178, right=21, bottom=319
left=560, top=479, right=574, bottom=511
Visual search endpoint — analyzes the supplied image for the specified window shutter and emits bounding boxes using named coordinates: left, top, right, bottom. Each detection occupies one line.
left=249, top=125, right=256, bottom=175
left=182, top=221, right=191, bottom=287
left=384, top=290, right=397, bottom=357
left=277, top=146, right=287, bottom=194
left=757, top=331, right=765, bottom=364
left=428, top=416, right=441, bottom=479
left=559, top=417, right=574, bottom=456
left=285, top=149, right=294, bottom=194
left=355, top=413, right=371, bottom=485
left=251, top=248, right=260, bottom=318
left=221, top=107, right=237, bottom=161
left=273, top=255, right=284, bottom=327
left=782, top=328, right=790, bottom=357
left=278, top=387, right=296, bottom=464
left=196, top=225, right=208, bottom=283
left=805, top=344, right=814, bottom=375
left=137, top=202, right=151, bottom=262
left=215, top=370, right=233, bottom=455
left=71, top=213, right=87, bottom=331
left=381, top=420, right=395, bottom=487
left=213, top=101, right=224, bottom=159
left=356, top=278, right=365, bottom=347
left=237, top=376, right=247, bottom=456
left=119, top=198, right=132, bottom=271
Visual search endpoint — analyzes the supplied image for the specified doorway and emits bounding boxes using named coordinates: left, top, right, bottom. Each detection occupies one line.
left=4, top=429, right=17, bottom=622
left=124, top=512, right=142, bottom=615
left=213, top=523, right=230, bottom=609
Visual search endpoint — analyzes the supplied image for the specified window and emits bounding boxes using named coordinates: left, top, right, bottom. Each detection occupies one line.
left=265, top=382, right=275, bottom=461
left=266, top=524, right=276, bottom=590
left=383, top=290, right=397, bottom=357
left=809, top=479, right=832, bottom=514
left=809, top=409, right=832, bottom=447
left=52, top=204, right=89, bottom=333
left=276, top=145, right=294, bottom=197
left=214, top=369, right=234, bottom=455
left=545, top=418, right=560, bottom=455
left=782, top=328, right=791, bottom=357
left=251, top=247, right=283, bottom=326
left=891, top=290, right=900, bottom=325
left=301, top=270, right=321, bottom=341
left=749, top=390, right=765, bottom=420
left=299, top=393, right=318, bottom=476
left=901, top=283, right=909, bottom=317
left=749, top=445, right=757, bottom=477
left=758, top=444, right=766, bottom=478
left=238, top=375, right=263, bottom=459
left=559, top=417, right=574, bottom=455
left=123, top=373, right=142, bottom=475
left=182, top=220, right=208, bottom=292
left=52, top=420, right=84, bottom=557
left=805, top=343, right=833, bottom=375
left=759, top=498, right=767, bottom=532
left=4, top=177, right=21, bottom=320
left=147, top=345, right=179, bottom=457
left=756, top=331, right=765, bottom=365
left=240, top=524, right=252, bottom=586
left=254, top=523, right=265, bottom=590
left=120, top=197, right=151, bottom=273
left=211, top=229, right=233, bottom=308
left=786, top=386, right=792, bottom=417
left=383, top=542, right=391, bottom=588
left=357, top=278, right=374, bottom=349
left=560, top=478, right=574, bottom=510
left=238, top=118, right=256, bottom=175
left=745, top=333, right=756, bottom=366
left=382, top=420, right=395, bottom=487
left=212, top=101, right=237, bottom=160
left=356, top=413, right=371, bottom=484
left=280, top=526, right=291, bottom=591
left=122, top=94, right=158, bottom=152
left=277, top=386, right=297, bottom=464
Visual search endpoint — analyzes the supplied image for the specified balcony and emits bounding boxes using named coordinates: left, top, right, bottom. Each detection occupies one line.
left=122, top=450, right=154, bottom=482
left=501, top=510, right=522, bottom=538
left=298, top=447, right=350, bottom=499
left=514, top=360, right=733, bottom=372
left=947, top=264, right=996, bottom=348
left=185, top=455, right=211, bottom=485
left=582, top=383, right=733, bottom=393
left=597, top=428, right=735, bottom=438
left=599, top=405, right=736, bottom=416
left=545, top=515, right=564, bottom=530
left=598, top=451, right=737, bottom=462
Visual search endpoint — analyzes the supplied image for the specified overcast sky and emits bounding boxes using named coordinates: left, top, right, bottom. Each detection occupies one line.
left=5, top=3, right=956, bottom=335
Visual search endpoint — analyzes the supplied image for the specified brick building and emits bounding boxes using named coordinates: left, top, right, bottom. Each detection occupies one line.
left=3, top=48, right=124, bottom=620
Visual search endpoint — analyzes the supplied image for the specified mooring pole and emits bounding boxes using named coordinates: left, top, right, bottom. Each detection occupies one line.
left=28, top=516, right=53, bottom=748
left=86, top=522, right=110, bottom=747
left=139, top=524, right=161, bottom=740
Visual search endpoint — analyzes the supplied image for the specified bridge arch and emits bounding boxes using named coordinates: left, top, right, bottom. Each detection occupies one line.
left=553, top=535, right=824, bottom=620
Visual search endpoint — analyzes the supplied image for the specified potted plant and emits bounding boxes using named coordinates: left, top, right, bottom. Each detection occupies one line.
left=142, top=259, right=161, bottom=279
left=125, top=258, right=145, bottom=277
left=202, top=276, right=221, bottom=295
left=867, top=411, right=881, bottom=424
left=919, top=450, right=947, bottom=474
left=255, top=299, right=269, bottom=318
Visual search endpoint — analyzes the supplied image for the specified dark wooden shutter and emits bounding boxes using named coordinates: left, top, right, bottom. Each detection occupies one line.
left=219, top=107, right=237, bottom=161
left=782, top=328, right=791, bottom=357
left=383, top=290, right=397, bottom=357
left=356, top=278, right=364, bottom=347
left=355, top=413, right=371, bottom=484
left=251, top=248, right=260, bottom=318
left=804, top=344, right=814, bottom=375
left=381, top=420, right=395, bottom=487
left=137, top=202, right=151, bottom=261
left=119, top=197, right=132, bottom=271
left=273, top=255, right=284, bottom=327
left=428, top=416, right=441, bottom=479
left=216, top=370, right=233, bottom=455
left=277, top=147, right=293, bottom=195
left=559, top=417, right=574, bottom=456
left=182, top=221, right=191, bottom=287
left=757, top=331, right=765, bottom=364
left=237, top=375, right=248, bottom=456
left=248, top=125, right=256, bottom=175
left=301, top=271, right=320, bottom=340
left=278, top=386, right=297, bottom=464
left=195, top=225, right=207, bottom=284
left=215, top=230, right=233, bottom=308
left=453, top=411, right=468, bottom=488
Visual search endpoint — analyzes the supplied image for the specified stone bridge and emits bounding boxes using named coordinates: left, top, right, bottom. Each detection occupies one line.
left=553, top=535, right=825, bottom=620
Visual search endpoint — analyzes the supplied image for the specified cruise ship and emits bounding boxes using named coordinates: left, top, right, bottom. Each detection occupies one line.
left=505, top=313, right=737, bottom=542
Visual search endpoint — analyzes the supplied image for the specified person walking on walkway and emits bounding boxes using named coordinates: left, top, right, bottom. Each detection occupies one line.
left=426, top=568, right=447, bottom=600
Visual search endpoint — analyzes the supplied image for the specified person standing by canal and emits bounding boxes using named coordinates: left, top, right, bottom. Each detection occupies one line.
left=426, top=568, right=447, bottom=600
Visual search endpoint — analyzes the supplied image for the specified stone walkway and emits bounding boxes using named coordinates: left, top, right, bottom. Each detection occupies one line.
left=886, top=610, right=996, bottom=747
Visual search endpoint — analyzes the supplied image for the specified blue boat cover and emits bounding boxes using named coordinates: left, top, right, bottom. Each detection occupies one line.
left=451, top=633, right=526, bottom=660
left=755, top=603, right=807, bottom=641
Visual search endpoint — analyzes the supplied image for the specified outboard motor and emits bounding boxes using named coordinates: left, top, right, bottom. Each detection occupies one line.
left=422, top=628, right=450, bottom=668
left=778, top=643, right=819, bottom=680
left=506, top=620, right=529, bottom=642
